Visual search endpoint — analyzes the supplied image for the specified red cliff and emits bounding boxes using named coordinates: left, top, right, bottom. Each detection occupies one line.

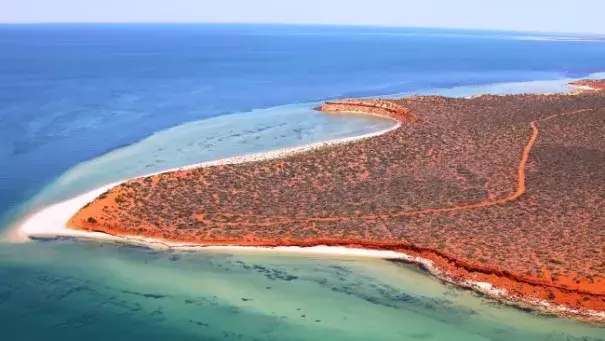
left=317, top=99, right=417, bottom=123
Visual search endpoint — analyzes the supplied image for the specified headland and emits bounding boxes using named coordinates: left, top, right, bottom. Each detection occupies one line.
left=20, top=81, right=605, bottom=323
left=568, top=79, right=605, bottom=91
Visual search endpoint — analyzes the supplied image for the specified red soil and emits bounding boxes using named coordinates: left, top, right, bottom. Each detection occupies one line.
left=569, top=79, right=605, bottom=90
left=69, top=81, right=605, bottom=321
left=318, top=99, right=417, bottom=122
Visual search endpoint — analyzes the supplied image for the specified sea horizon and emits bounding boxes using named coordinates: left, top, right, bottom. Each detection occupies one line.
left=1, top=22, right=604, bottom=37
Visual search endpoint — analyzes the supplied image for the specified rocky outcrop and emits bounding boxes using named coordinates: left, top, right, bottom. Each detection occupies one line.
left=316, top=99, right=417, bottom=123
left=568, top=79, right=605, bottom=90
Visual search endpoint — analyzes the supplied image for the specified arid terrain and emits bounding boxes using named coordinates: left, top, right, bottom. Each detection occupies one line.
left=70, top=83, right=605, bottom=319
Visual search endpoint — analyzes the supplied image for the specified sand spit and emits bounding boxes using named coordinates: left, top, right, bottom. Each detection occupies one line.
left=13, top=115, right=400, bottom=242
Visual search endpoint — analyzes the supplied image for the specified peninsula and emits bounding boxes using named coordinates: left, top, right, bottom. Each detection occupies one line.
left=568, top=79, right=605, bottom=90
left=66, top=81, right=605, bottom=322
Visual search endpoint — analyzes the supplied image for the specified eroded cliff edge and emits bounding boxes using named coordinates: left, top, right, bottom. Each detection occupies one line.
left=569, top=79, right=605, bottom=90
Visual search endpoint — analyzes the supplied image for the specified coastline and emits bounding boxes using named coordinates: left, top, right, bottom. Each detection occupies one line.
left=568, top=85, right=598, bottom=91
left=12, top=114, right=401, bottom=243
left=11, top=91, right=605, bottom=324
left=567, top=80, right=605, bottom=91
left=9, top=112, right=402, bottom=242
left=18, top=192, right=605, bottom=324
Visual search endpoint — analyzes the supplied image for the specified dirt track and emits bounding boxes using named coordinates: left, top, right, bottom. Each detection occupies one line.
left=210, top=108, right=597, bottom=224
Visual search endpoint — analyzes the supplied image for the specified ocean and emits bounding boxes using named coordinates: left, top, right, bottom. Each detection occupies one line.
left=0, top=24, right=604, bottom=340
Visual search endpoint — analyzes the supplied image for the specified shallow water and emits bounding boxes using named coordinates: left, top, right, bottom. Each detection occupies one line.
left=1, top=241, right=603, bottom=341
left=1, top=25, right=604, bottom=340
left=29, top=103, right=394, bottom=206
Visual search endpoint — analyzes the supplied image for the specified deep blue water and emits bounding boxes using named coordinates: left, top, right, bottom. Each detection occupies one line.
left=1, top=24, right=604, bottom=340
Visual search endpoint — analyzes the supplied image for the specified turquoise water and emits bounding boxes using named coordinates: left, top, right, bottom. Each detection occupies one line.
left=1, top=25, right=604, bottom=340
left=1, top=242, right=603, bottom=340
left=20, top=103, right=394, bottom=211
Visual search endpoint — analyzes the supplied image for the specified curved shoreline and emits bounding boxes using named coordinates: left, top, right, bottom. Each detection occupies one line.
left=12, top=95, right=605, bottom=324
left=21, top=217, right=605, bottom=324
left=12, top=113, right=401, bottom=243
